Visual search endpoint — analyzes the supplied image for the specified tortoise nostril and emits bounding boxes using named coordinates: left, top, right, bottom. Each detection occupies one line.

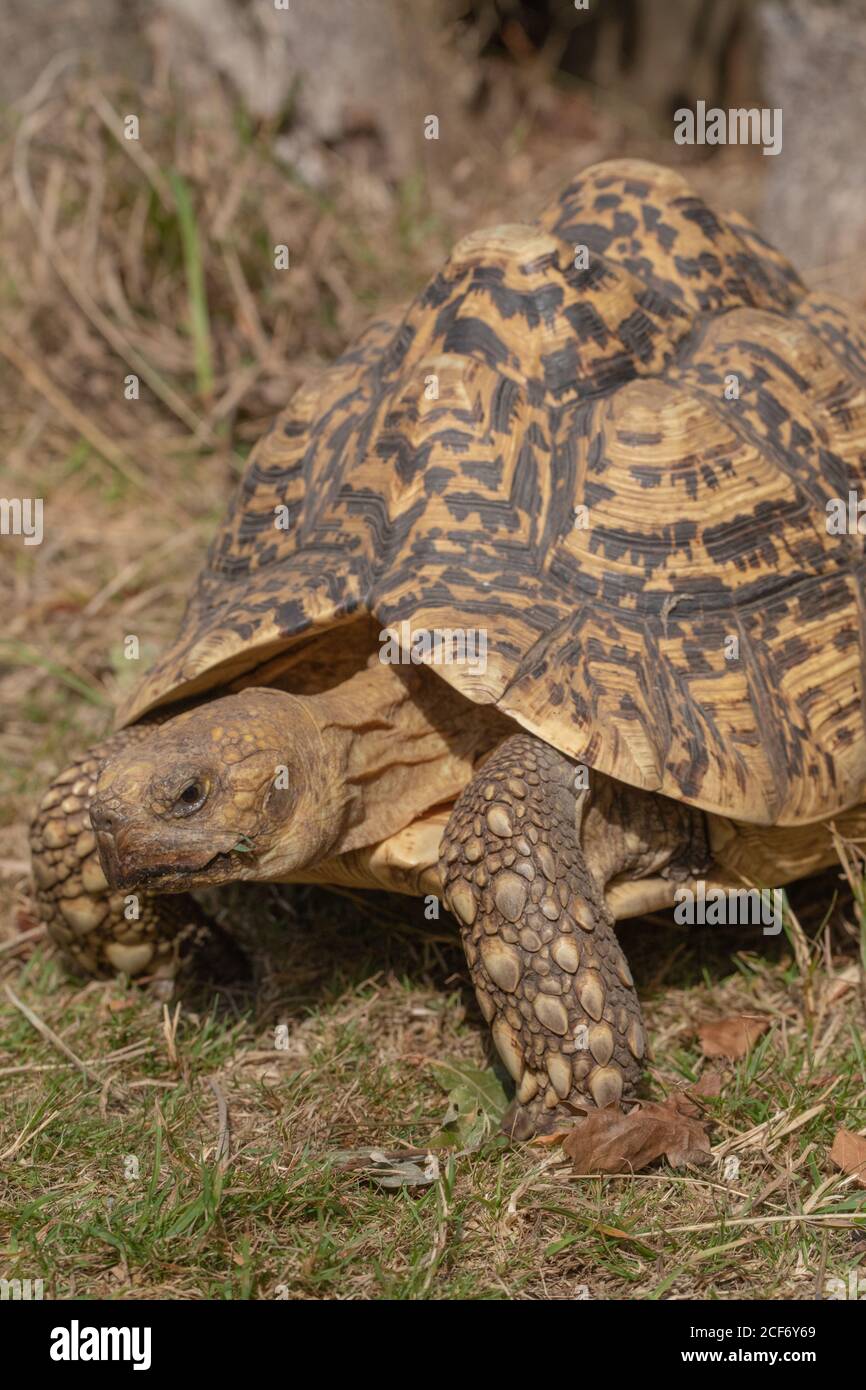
left=90, top=804, right=116, bottom=834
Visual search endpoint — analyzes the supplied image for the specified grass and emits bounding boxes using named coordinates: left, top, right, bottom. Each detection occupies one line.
left=168, top=169, right=214, bottom=404
left=1, top=881, right=864, bottom=1300
left=1, top=61, right=865, bottom=1301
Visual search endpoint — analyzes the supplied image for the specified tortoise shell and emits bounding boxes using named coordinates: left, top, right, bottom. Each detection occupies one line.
left=120, top=159, right=866, bottom=828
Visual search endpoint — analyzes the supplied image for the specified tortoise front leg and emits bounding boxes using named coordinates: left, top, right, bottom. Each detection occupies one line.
left=30, top=728, right=245, bottom=983
left=439, top=734, right=645, bottom=1139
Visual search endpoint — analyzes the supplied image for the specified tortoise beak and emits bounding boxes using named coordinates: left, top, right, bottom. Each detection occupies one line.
left=90, top=797, right=243, bottom=892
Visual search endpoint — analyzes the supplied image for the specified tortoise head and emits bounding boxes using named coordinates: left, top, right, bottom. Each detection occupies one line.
left=90, top=689, right=345, bottom=893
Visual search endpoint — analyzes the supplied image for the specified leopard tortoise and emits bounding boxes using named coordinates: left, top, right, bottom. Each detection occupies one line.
left=31, top=159, right=866, bottom=1138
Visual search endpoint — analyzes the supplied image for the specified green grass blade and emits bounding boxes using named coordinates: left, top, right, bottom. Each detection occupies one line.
left=169, top=170, right=214, bottom=402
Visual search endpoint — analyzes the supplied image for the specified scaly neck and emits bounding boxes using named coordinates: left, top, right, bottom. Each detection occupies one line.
left=292, top=659, right=503, bottom=858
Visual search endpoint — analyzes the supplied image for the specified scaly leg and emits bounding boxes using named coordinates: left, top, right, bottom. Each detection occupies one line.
left=439, top=733, right=702, bottom=1138
left=30, top=727, right=244, bottom=983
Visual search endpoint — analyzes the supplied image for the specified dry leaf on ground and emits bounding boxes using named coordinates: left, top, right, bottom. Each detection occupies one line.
left=688, top=1067, right=728, bottom=1099
left=698, top=1014, right=770, bottom=1059
left=830, top=1129, right=866, bottom=1188
left=562, top=1094, right=711, bottom=1174
left=329, top=1147, right=440, bottom=1188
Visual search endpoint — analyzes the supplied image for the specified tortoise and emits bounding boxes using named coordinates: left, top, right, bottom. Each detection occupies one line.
left=30, top=158, right=866, bottom=1138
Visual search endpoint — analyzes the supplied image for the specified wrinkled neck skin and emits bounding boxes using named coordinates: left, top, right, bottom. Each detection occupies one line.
left=253, top=660, right=502, bottom=879
left=579, top=776, right=705, bottom=891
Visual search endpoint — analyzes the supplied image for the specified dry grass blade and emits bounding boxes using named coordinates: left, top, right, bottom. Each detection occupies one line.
left=88, top=89, right=174, bottom=209
left=0, top=925, right=45, bottom=955
left=11, top=83, right=208, bottom=439
left=783, top=894, right=815, bottom=1021
left=830, top=825, right=866, bottom=1004
left=207, top=1077, right=231, bottom=1170
left=0, top=327, right=153, bottom=493
left=162, top=1002, right=181, bottom=1069
left=3, top=983, right=100, bottom=1085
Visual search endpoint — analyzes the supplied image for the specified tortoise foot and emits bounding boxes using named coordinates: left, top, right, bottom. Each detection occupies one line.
left=439, top=734, right=645, bottom=1135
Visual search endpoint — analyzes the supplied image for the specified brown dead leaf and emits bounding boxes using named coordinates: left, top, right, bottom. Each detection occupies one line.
left=688, top=1067, right=728, bottom=1099
left=830, top=1129, right=866, bottom=1188
left=698, top=1014, right=770, bottom=1059
left=561, top=1093, right=711, bottom=1175
left=329, top=1147, right=440, bottom=1188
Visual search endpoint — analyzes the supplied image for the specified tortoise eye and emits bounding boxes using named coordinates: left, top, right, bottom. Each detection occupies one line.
left=173, top=781, right=207, bottom=815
